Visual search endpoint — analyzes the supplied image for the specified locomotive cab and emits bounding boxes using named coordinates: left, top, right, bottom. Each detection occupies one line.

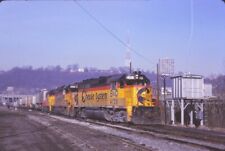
left=117, top=72, right=155, bottom=122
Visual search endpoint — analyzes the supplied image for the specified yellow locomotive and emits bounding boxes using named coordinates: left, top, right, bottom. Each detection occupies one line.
left=45, top=71, right=160, bottom=123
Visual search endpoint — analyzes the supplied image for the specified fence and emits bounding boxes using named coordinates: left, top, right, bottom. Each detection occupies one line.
left=204, top=100, right=225, bottom=128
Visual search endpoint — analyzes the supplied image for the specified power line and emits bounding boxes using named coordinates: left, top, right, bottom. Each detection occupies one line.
left=73, top=0, right=156, bottom=67
left=1, top=0, right=150, bottom=2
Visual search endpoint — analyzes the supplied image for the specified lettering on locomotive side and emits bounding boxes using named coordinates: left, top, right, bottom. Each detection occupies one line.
left=82, top=90, right=108, bottom=102
left=96, top=92, right=107, bottom=101
left=86, top=94, right=95, bottom=100
left=110, top=89, right=118, bottom=97
left=82, top=91, right=94, bottom=102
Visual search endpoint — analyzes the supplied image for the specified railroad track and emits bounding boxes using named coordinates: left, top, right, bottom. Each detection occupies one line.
left=85, top=119, right=225, bottom=151
left=23, top=109, right=225, bottom=151
left=28, top=111, right=153, bottom=151
left=135, top=124, right=225, bottom=144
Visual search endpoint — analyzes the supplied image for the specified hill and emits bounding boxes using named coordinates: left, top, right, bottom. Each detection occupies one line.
left=0, top=66, right=156, bottom=94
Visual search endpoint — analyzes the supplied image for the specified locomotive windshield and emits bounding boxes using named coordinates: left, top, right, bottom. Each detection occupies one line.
left=125, top=74, right=150, bottom=86
left=66, top=85, right=78, bottom=92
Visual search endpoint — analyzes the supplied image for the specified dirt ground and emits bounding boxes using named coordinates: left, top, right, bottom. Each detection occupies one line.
left=1, top=106, right=217, bottom=151
left=0, top=107, right=149, bottom=151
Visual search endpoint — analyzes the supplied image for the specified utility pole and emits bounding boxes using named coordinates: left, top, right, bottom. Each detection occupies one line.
left=157, top=63, right=167, bottom=124
left=163, top=75, right=167, bottom=124
left=156, top=64, right=160, bottom=104
left=129, top=61, right=132, bottom=74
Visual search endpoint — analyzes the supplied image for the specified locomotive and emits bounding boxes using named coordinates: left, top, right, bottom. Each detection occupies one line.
left=41, top=71, right=160, bottom=123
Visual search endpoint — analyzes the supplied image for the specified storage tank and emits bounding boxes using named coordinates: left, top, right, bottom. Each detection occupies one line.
left=171, top=75, right=204, bottom=99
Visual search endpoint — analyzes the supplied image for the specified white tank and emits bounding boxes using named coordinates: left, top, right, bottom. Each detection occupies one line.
left=172, top=74, right=204, bottom=99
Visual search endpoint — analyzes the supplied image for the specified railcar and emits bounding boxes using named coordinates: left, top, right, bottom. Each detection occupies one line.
left=37, top=89, right=48, bottom=111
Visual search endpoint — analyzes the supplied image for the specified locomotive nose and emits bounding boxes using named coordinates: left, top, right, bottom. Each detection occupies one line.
left=137, top=87, right=151, bottom=105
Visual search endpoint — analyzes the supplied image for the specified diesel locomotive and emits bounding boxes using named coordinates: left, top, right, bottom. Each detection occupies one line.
left=41, top=71, right=160, bottom=123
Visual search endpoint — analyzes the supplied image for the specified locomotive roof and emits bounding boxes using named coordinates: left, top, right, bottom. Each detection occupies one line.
left=82, top=74, right=125, bottom=83
left=107, top=74, right=126, bottom=82
left=47, top=85, right=65, bottom=95
left=46, top=72, right=150, bottom=92
left=79, top=72, right=149, bottom=88
left=79, top=74, right=125, bottom=88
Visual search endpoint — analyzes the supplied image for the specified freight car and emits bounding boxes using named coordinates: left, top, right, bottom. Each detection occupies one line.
left=43, top=71, right=160, bottom=123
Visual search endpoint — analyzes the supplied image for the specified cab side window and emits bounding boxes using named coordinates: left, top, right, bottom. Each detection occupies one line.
left=120, top=81, right=124, bottom=88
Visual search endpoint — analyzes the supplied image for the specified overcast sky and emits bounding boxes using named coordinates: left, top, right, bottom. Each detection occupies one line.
left=0, top=0, right=224, bottom=76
